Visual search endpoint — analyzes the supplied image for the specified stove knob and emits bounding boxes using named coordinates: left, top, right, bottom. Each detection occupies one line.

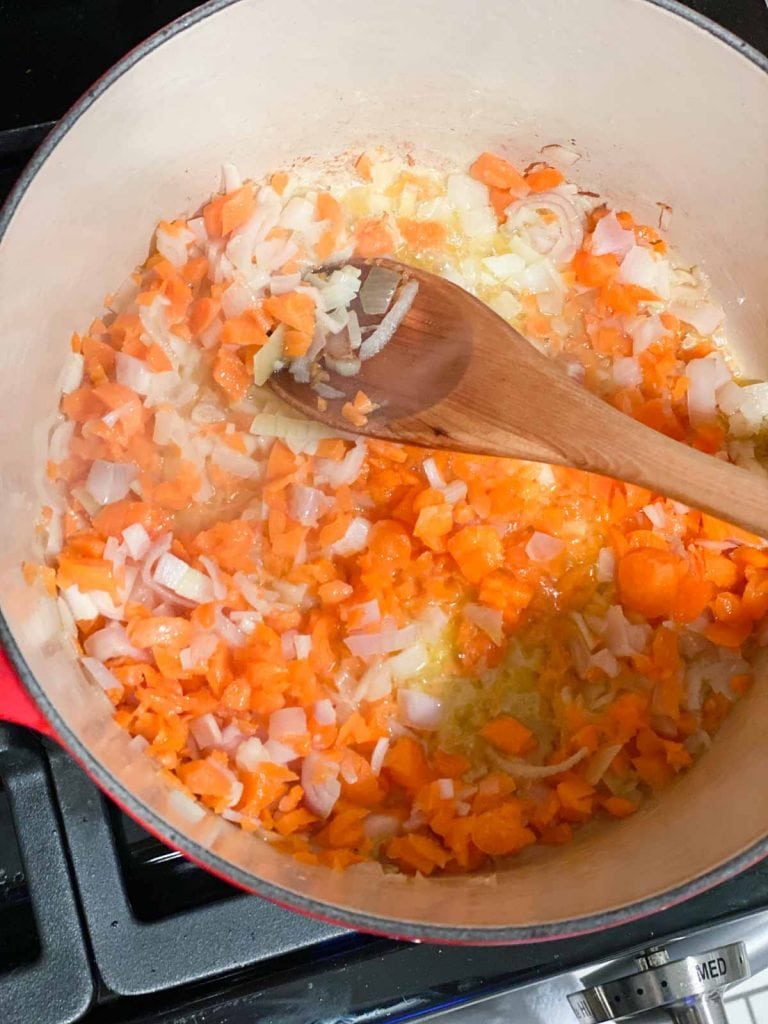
left=567, top=941, right=749, bottom=1023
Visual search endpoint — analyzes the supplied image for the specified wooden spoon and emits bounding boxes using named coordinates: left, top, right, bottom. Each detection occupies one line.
left=272, top=258, right=768, bottom=537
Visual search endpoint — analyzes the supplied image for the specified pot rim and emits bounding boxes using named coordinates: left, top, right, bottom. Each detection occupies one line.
left=1, top=0, right=767, bottom=943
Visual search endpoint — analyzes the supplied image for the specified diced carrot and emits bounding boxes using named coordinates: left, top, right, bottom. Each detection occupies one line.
left=263, top=292, right=316, bottom=334
left=221, top=309, right=270, bottom=347
left=480, top=716, right=536, bottom=756
left=213, top=347, right=251, bottom=403
left=525, top=165, right=565, bottom=192
left=469, top=152, right=528, bottom=193
left=353, top=217, right=395, bottom=258
left=618, top=547, right=681, bottom=619
left=397, top=219, right=447, bottom=250
left=447, top=525, right=504, bottom=583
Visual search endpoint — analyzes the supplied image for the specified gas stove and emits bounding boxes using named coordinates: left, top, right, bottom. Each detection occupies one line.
left=1, top=3, right=767, bottom=1023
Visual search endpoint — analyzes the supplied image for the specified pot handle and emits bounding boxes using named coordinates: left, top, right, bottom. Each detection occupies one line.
left=0, top=648, right=56, bottom=738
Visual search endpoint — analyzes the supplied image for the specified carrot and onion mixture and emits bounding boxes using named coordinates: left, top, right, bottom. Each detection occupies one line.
left=34, top=147, right=768, bottom=875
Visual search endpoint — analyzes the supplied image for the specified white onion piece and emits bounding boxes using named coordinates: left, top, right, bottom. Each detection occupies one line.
left=670, top=301, right=724, bottom=337
left=330, top=516, right=371, bottom=557
left=584, top=744, right=623, bottom=786
left=618, top=245, right=669, bottom=298
left=344, top=623, right=420, bottom=658
left=264, top=739, right=298, bottom=764
left=270, top=273, right=303, bottom=295
left=354, top=660, right=393, bottom=702
left=196, top=555, right=227, bottom=601
left=686, top=355, right=722, bottom=424
left=597, top=547, right=616, bottom=583
left=62, top=585, right=100, bottom=622
left=180, top=633, right=219, bottom=670
left=628, top=314, right=666, bottom=354
left=541, top=143, right=581, bottom=168
left=313, top=699, right=336, bottom=726
left=437, top=778, right=454, bottom=800
left=590, top=648, right=620, bottom=677
left=397, top=689, right=442, bottom=730
left=214, top=608, right=248, bottom=648
left=422, top=457, right=445, bottom=489
left=505, top=191, right=584, bottom=265
left=122, top=523, right=151, bottom=561
left=349, top=599, right=381, bottom=630
left=81, top=656, right=123, bottom=695
left=168, top=789, right=206, bottom=824
left=495, top=746, right=589, bottom=779
left=389, top=642, right=428, bottom=681
left=613, top=357, right=642, bottom=389
left=57, top=352, right=85, bottom=395
left=591, top=212, right=635, bottom=257
left=236, top=737, right=270, bottom=773
left=153, top=553, right=215, bottom=603
left=315, top=442, right=366, bottom=488
left=211, top=442, right=262, bottom=480
left=156, top=223, right=193, bottom=267
left=442, top=480, right=468, bottom=505
left=294, top=634, right=312, bottom=660
left=359, top=281, right=419, bottom=361
left=301, top=753, right=341, bottom=819
left=289, top=484, right=330, bottom=527
left=463, top=604, right=504, bottom=646
left=370, top=737, right=390, bottom=776
left=269, top=706, right=307, bottom=741
left=85, top=460, right=138, bottom=506
left=359, top=266, right=400, bottom=315
left=84, top=622, right=146, bottom=662
left=525, top=531, right=565, bottom=562
left=190, top=714, right=223, bottom=751
left=48, top=419, right=75, bottom=463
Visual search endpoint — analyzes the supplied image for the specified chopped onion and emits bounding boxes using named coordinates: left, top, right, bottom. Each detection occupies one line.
left=591, top=212, right=635, bottom=257
left=525, top=531, right=565, bottom=562
left=85, top=460, right=138, bottom=506
left=48, top=419, right=75, bottom=462
left=330, top=516, right=371, bottom=557
left=180, top=633, right=219, bottom=669
left=354, top=660, right=393, bottom=702
left=269, top=706, right=307, bottom=741
left=359, top=265, right=400, bottom=316
left=422, top=457, right=445, bottom=489
left=301, top=753, right=341, bottom=819
left=389, top=642, right=428, bottom=680
left=363, top=813, right=400, bottom=842
left=437, top=778, right=454, bottom=800
left=211, top=442, right=262, bottom=480
left=289, top=484, right=330, bottom=526
left=236, top=737, right=269, bottom=772
left=214, top=608, right=248, bottom=648
left=84, top=622, right=146, bottom=662
left=494, top=746, right=589, bottom=779
left=190, top=714, right=223, bottom=751
left=643, top=502, right=667, bottom=530
left=81, top=656, right=123, bottom=695
left=252, top=325, right=285, bottom=386
left=315, top=442, right=366, bottom=488
left=312, top=381, right=346, bottom=400
left=349, top=599, right=381, bottom=630
left=613, top=356, right=642, bottom=389
left=198, top=555, right=227, bottom=601
left=628, top=314, right=666, bottom=355
left=370, top=738, right=390, bottom=776
left=541, top=143, right=581, bottom=169
left=590, top=648, right=620, bottom=678
left=313, top=699, right=336, bottom=726
left=270, top=273, right=302, bottom=295
left=264, top=739, right=298, bottom=764
left=57, top=352, right=85, bottom=395
left=442, top=480, right=468, bottom=504
left=359, top=281, right=419, bottom=361
left=604, top=605, right=648, bottom=657
left=344, top=623, right=421, bottom=658
left=397, top=689, right=442, bottom=730
left=294, top=634, right=312, bottom=660
left=153, top=552, right=215, bottom=603
left=670, top=301, right=724, bottom=337
left=584, top=744, right=623, bottom=786
left=464, top=604, right=504, bottom=646
left=618, top=245, right=668, bottom=298
left=505, top=191, right=584, bottom=265
left=153, top=408, right=186, bottom=447
left=597, top=547, right=616, bottom=583
left=686, top=355, right=723, bottom=425
left=168, top=789, right=206, bottom=824
left=62, top=584, right=99, bottom=622
left=122, top=523, right=151, bottom=561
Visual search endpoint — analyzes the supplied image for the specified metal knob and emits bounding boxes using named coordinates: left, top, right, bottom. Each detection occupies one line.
left=568, top=941, right=749, bottom=1023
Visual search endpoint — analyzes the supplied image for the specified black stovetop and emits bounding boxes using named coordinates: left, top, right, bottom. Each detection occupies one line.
left=1, top=2, right=767, bottom=1023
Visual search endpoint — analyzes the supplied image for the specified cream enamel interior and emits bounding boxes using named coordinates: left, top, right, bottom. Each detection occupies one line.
left=1, top=0, right=767, bottom=935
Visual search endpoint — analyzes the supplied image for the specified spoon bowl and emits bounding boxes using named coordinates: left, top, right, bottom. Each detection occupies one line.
left=272, top=258, right=768, bottom=537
